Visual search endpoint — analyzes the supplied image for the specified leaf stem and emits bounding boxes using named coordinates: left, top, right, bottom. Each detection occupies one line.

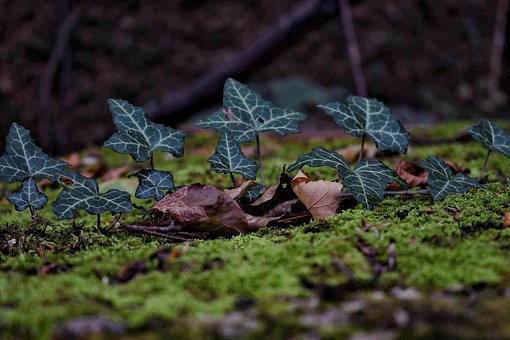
left=358, top=133, right=366, bottom=162
left=150, top=155, right=155, bottom=170
left=229, top=172, right=236, bottom=187
left=29, top=206, right=35, bottom=217
left=96, top=214, right=101, bottom=230
left=256, top=133, right=265, bottom=187
left=479, top=149, right=492, bottom=180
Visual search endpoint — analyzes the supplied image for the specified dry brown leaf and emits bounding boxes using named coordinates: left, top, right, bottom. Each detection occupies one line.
left=445, top=160, right=467, bottom=174
left=247, top=173, right=297, bottom=216
left=395, top=160, right=428, bottom=188
left=291, top=170, right=343, bottom=219
left=102, top=165, right=131, bottom=181
left=336, top=143, right=377, bottom=164
left=152, top=184, right=256, bottom=235
left=224, top=180, right=257, bottom=201
left=503, top=211, right=510, bottom=228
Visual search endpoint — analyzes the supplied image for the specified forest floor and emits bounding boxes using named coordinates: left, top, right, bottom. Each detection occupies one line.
left=2, top=120, right=510, bottom=339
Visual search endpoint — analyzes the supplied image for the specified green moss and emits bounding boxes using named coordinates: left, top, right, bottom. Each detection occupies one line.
left=2, top=123, right=510, bottom=338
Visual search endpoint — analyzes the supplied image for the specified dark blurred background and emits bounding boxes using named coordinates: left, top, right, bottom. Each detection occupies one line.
left=0, top=0, right=508, bottom=154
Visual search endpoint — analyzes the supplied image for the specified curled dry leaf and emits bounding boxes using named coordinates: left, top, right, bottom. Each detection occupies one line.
left=224, top=180, right=257, bottom=201
left=290, top=170, right=343, bottom=219
left=394, top=160, right=428, bottom=189
left=247, top=172, right=297, bottom=215
left=152, top=184, right=257, bottom=235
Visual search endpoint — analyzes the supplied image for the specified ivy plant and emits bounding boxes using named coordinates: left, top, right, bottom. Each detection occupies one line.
left=288, top=146, right=407, bottom=209
left=319, top=96, right=410, bottom=160
left=467, top=119, right=510, bottom=179
left=208, top=133, right=258, bottom=187
left=195, top=78, right=307, bottom=186
left=104, top=99, right=183, bottom=200
left=0, top=123, right=68, bottom=215
left=53, top=171, right=133, bottom=229
left=420, top=156, right=481, bottom=200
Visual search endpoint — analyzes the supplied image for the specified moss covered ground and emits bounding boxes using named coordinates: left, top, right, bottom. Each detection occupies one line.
left=2, top=121, right=510, bottom=339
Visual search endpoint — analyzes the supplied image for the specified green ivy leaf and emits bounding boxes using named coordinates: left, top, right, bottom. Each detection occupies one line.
left=467, top=119, right=510, bottom=158
left=131, top=169, right=174, bottom=201
left=209, top=133, right=258, bottom=179
left=7, top=178, right=48, bottom=212
left=104, top=99, right=185, bottom=162
left=52, top=171, right=132, bottom=219
left=195, top=78, right=306, bottom=142
left=420, top=156, right=480, bottom=200
left=288, top=147, right=406, bottom=209
left=241, top=184, right=265, bottom=204
left=287, top=146, right=351, bottom=173
left=318, top=96, right=410, bottom=153
left=0, top=123, right=68, bottom=182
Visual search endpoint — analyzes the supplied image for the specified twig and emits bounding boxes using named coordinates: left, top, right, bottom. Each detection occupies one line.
left=479, top=149, right=492, bottom=180
left=146, top=0, right=352, bottom=124
left=488, top=0, right=509, bottom=94
left=37, top=6, right=81, bottom=152
left=256, top=133, right=265, bottom=187
left=340, top=189, right=430, bottom=197
left=122, top=225, right=191, bottom=241
left=338, top=0, right=367, bottom=97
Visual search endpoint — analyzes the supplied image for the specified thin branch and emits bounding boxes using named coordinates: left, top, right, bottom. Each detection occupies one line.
left=488, top=0, right=509, bottom=94
left=338, top=0, right=367, bottom=97
left=37, top=7, right=81, bottom=152
left=122, top=225, right=191, bottom=241
left=256, top=133, right=265, bottom=187
left=340, top=189, right=430, bottom=197
left=146, top=0, right=351, bottom=124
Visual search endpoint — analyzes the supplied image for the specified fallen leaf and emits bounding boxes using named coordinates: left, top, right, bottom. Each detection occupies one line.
left=247, top=173, right=297, bottom=216
left=444, top=160, right=467, bottom=174
left=153, top=184, right=257, bottom=235
left=395, top=160, right=428, bottom=188
left=503, top=211, right=510, bottom=228
left=291, top=170, right=343, bottom=219
left=102, top=165, right=131, bottom=181
left=63, top=152, right=81, bottom=168
left=224, top=180, right=257, bottom=201
left=336, top=143, right=377, bottom=164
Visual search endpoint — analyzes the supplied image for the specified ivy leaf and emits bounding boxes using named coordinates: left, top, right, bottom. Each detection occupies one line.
left=318, top=96, right=410, bottom=153
left=287, top=146, right=351, bottom=173
left=420, top=156, right=480, bottom=200
left=0, top=123, right=68, bottom=182
left=104, top=99, right=185, bottom=162
left=195, top=78, right=307, bottom=142
left=52, top=171, right=132, bottom=219
left=241, top=184, right=266, bottom=204
left=288, top=147, right=407, bottom=209
left=7, top=178, right=48, bottom=212
left=209, top=133, right=258, bottom=179
left=467, top=119, right=510, bottom=158
left=130, top=169, right=174, bottom=201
